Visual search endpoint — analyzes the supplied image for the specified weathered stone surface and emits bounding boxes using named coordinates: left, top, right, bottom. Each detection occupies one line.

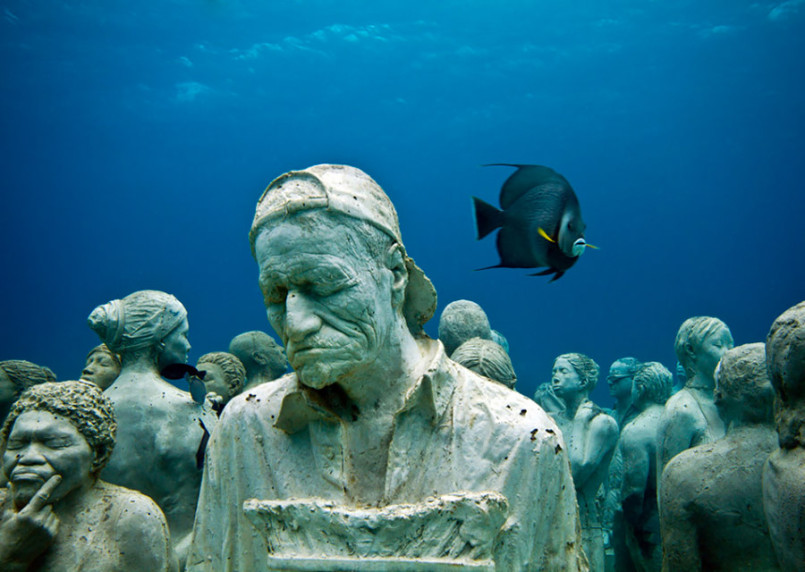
left=451, top=337, right=517, bottom=389
left=244, top=492, right=507, bottom=570
left=661, top=344, right=780, bottom=571
left=763, top=301, right=805, bottom=572
left=438, top=300, right=492, bottom=357
left=228, top=331, right=288, bottom=392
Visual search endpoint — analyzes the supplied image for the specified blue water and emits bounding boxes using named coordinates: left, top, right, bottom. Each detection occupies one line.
left=1, top=1, right=803, bottom=405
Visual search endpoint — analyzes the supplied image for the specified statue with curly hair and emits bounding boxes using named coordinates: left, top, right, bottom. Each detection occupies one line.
left=550, top=352, right=618, bottom=572
left=196, top=352, right=246, bottom=410
left=88, top=289, right=217, bottom=568
left=0, top=381, right=171, bottom=571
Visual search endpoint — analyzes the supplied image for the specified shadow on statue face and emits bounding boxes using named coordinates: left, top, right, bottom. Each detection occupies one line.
left=255, top=217, right=395, bottom=390
left=694, top=326, right=734, bottom=380
left=3, top=411, right=94, bottom=509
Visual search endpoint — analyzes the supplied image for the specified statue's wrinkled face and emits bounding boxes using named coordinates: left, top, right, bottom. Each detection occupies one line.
left=552, top=357, right=583, bottom=400
left=158, top=318, right=191, bottom=370
left=81, top=350, right=121, bottom=390
left=3, top=411, right=94, bottom=509
left=694, top=326, right=734, bottom=379
left=255, top=216, right=394, bottom=390
left=607, top=362, right=634, bottom=400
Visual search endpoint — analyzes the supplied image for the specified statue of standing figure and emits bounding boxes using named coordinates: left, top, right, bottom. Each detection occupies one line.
left=228, top=331, right=288, bottom=392
left=763, top=301, right=805, bottom=571
left=660, top=343, right=780, bottom=570
left=88, top=290, right=217, bottom=568
left=617, top=362, right=672, bottom=571
left=188, top=164, right=587, bottom=571
left=657, top=317, right=733, bottom=479
left=0, top=381, right=171, bottom=571
left=550, top=352, right=619, bottom=572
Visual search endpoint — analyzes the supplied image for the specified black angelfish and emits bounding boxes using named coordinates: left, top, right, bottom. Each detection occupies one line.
left=472, top=164, right=596, bottom=281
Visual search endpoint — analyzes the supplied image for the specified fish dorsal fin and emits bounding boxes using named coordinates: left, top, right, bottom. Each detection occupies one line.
left=484, top=164, right=569, bottom=210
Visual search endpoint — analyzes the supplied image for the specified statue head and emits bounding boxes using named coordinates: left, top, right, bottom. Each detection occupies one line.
left=438, top=300, right=493, bottom=357
left=490, top=329, right=509, bottom=354
left=552, top=353, right=600, bottom=400
left=451, top=337, right=517, bottom=389
left=249, top=164, right=437, bottom=390
left=674, top=316, right=734, bottom=383
left=714, top=343, right=773, bottom=426
left=88, top=290, right=190, bottom=370
left=0, top=360, right=57, bottom=423
left=80, top=344, right=121, bottom=390
left=197, top=352, right=246, bottom=404
left=607, top=357, right=641, bottom=402
left=631, top=362, right=673, bottom=410
left=1, top=381, right=116, bottom=508
left=228, top=331, right=288, bottom=382
left=766, top=301, right=805, bottom=448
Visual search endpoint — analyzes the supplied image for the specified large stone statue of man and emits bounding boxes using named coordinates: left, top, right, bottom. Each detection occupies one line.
left=550, top=352, right=619, bottom=572
left=763, top=301, right=805, bottom=571
left=660, top=343, right=780, bottom=571
left=188, top=164, right=586, bottom=571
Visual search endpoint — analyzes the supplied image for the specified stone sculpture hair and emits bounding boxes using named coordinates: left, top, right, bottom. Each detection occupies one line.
left=87, top=290, right=187, bottom=354
left=0, top=380, right=117, bottom=474
left=198, top=352, right=247, bottom=393
left=451, top=337, right=517, bottom=389
left=0, top=360, right=57, bottom=399
left=556, top=352, right=600, bottom=393
left=714, top=343, right=774, bottom=425
left=633, top=361, right=673, bottom=405
left=438, top=300, right=493, bottom=357
left=674, top=316, right=731, bottom=379
left=766, top=301, right=805, bottom=448
left=229, top=331, right=288, bottom=380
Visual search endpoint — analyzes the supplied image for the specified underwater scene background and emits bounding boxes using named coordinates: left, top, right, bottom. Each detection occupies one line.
left=1, top=0, right=803, bottom=406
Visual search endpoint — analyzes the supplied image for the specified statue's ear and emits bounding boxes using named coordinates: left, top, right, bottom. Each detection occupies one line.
left=252, top=351, right=269, bottom=366
left=385, top=243, right=408, bottom=310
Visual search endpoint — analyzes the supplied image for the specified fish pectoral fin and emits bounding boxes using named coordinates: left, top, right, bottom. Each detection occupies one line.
left=538, top=227, right=556, bottom=243
left=529, top=268, right=556, bottom=277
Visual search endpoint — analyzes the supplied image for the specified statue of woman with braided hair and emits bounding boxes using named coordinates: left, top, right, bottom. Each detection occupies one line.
left=88, top=290, right=216, bottom=569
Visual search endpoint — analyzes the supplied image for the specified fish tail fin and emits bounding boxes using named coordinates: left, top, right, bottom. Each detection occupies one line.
left=472, top=196, right=504, bottom=240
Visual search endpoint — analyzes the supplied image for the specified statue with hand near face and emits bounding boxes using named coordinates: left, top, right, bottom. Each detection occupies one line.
left=0, top=381, right=171, bottom=571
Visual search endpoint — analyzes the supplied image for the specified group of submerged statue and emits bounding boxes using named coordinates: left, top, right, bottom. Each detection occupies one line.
left=0, top=165, right=802, bottom=571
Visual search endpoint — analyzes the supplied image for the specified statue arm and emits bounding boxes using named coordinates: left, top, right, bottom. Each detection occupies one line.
left=659, top=461, right=701, bottom=572
left=572, top=413, right=618, bottom=489
left=619, top=432, right=649, bottom=526
left=658, top=402, right=699, bottom=473
left=115, top=495, right=174, bottom=572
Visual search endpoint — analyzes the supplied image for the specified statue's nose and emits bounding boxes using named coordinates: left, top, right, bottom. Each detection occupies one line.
left=284, top=291, right=322, bottom=342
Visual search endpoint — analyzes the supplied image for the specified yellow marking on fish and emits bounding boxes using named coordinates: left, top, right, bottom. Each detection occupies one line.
left=538, top=227, right=556, bottom=243
left=586, top=242, right=599, bottom=250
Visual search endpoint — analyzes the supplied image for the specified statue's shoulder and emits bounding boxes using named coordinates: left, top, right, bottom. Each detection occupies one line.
left=220, top=372, right=297, bottom=420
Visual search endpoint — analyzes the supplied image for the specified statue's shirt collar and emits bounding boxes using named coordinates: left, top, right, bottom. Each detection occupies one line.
left=274, top=338, right=454, bottom=434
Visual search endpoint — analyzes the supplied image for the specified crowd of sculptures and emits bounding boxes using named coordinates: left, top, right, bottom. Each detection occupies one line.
left=0, top=164, right=802, bottom=571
